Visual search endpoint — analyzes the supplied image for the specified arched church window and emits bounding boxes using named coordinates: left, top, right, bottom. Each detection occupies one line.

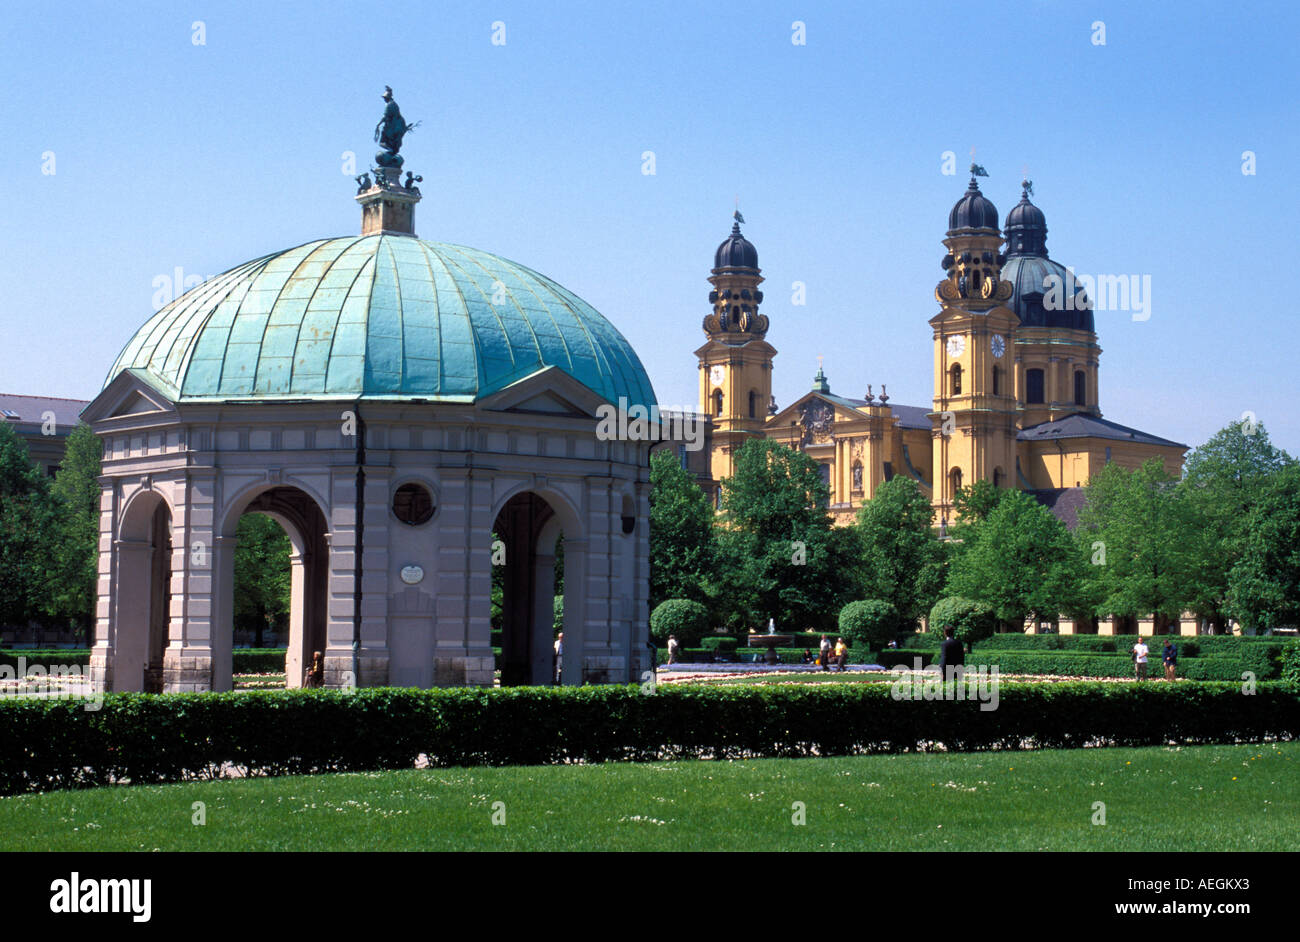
left=1074, top=370, right=1086, bottom=406
left=950, top=468, right=963, bottom=499
left=992, top=366, right=1001, bottom=396
left=1026, top=368, right=1045, bottom=404
left=749, top=390, right=757, bottom=418
left=950, top=364, right=962, bottom=396
left=713, top=389, right=724, bottom=416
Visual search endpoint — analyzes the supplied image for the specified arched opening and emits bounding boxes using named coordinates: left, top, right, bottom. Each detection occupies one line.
left=219, top=486, right=329, bottom=692
left=950, top=364, right=963, bottom=396
left=1026, top=368, right=1045, bottom=404
left=494, top=491, right=567, bottom=686
left=748, top=390, right=757, bottom=418
left=713, top=389, right=724, bottom=416
left=993, top=467, right=1004, bottom=489
left=112, top=491, right=172, bottom=692
left=1074, top=370, right=1087, bottom=406
left=949, top=467, right=963, bottom=499
left=992, top=365, right=1002, bottom=396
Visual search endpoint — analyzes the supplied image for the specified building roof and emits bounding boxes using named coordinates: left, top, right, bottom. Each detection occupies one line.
left=948, top=177, right=999, bottom=231
left=714, top=221, right=758, bottom=271
left=1017, top=413, right=1187, bottom=449
left=1027, top=487, right=1088, bottom=530
left=0, top=393, right=92, bottom=431
left=105, top=235, right=656, bottom=408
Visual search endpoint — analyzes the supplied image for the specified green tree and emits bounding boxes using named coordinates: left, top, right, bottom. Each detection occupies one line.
left=1227, top=464, right=1300, bottom=632
left=0, top=422, right=55, bottom=629
left=838, top=599, right=900, bottom=647
left=854, top=476, right=944, bottom=628
left=233, top=513, right=292, bottom=647
left=948, top=489, right=1087, bottom=627
left=928, top=596, right=998, bottom=646
left=713, top=439, right=859, bottom=632
left=1077, top=459, right=1198, bottom=629
left=1181, top=420, right=1293, bottom=630
left=45, top=424, right=102, bottom=643
left=648, top=450, right=714, bottom=609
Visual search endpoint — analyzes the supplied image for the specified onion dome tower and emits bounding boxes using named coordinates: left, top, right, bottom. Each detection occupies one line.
left=929, top=167, right=1020, bottom=517
left=1000, top=180, right=1101, bottom=426
left=696, top=211, right=776, bottom=483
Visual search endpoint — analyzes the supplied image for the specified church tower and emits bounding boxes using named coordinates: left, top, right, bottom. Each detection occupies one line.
left=1000, top=181, right=1101, bottom=428
left=930, top=170, right=1020, bottom=519
left=696, top=214, right=776, bottom=483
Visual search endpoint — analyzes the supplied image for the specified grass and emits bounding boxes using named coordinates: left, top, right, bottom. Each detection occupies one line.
left=2, top=743, right=1295, bottom=851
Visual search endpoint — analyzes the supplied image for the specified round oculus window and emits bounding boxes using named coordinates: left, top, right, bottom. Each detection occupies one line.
left=392, top=483, right=435, bottom=525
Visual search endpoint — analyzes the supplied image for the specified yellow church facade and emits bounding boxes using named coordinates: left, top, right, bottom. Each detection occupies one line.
left=695, top=174, right=1187, bottom=529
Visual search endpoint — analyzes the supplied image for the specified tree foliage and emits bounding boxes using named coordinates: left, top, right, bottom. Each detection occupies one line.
left=838, top=599, right=900, bottom=647
left=854, top=476, right=944, bottom=627
left=1227, top=464, right=1300, bottom=631
left=713, top=439, right=858, bottom=632
left=948, top=489, right=1087, bottom=626
left=233, top=513, right=292, bottom=645
left=45, top=424, right=102, bottom=640
left=1076, top=459, right=1198, bottom=626
left=648, top=450, right=714, bottom=609
left=928, top=596, right=998, bottom=646
left=0, top=423, right=54, bottom=628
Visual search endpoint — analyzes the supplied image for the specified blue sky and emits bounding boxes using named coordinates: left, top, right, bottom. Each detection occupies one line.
left=1, top=0, right=1295, bottom=453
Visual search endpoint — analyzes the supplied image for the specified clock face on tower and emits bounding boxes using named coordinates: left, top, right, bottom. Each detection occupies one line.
left=946, top=335, right=966, bottom=358
left=991, top=334, right=1006, bottom=358
left=709, top=365, right=725, bottom=387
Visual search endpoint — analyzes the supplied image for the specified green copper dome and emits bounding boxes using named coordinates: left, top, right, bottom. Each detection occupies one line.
left=106, top=235, right=656, bottom=407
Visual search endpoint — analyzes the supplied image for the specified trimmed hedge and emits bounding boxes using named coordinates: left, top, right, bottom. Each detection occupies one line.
left=963, top=651, right=1264, bottom=682
left=1, top=649, right=92, bottom=669
left=700, top=636, right=739, bottom=654
left=2, top=682, right=1296, bottom=795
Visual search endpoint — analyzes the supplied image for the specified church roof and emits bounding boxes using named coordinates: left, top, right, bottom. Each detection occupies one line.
left=105, top=235, right=656, bottom=408
left=1017, top=413, right=1186, bottom=449
left=0, top=393, right=91, bottom=428
left=1027, top=487, right=1088, bottom=530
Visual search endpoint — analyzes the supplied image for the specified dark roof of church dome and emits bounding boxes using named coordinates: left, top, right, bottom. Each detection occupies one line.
left=948, top=177, right=999, bottom=232
left=714, top=222, right=758, bottom=270
left=1001, top=254, right=1096, bottom=332
left=1004, top=181, right=1048, bottom=257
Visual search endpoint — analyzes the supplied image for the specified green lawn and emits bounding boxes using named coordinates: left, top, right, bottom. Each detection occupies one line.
left=2, top=743, right=1294, bottom=851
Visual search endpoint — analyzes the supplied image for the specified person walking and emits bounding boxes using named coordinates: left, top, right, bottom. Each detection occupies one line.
left=1132, top=637, right=1149, bottom=681
left=553, top=632, right=564, bottom=684
left=833, top=637, right=848, bottom=672
left=1162, top=638, right=1178, bottom=681
left=938, top=627, right=964, bottom=685
left=818, top=635, right=832, bottom=671
left=666, top=634, right=680, bottom=666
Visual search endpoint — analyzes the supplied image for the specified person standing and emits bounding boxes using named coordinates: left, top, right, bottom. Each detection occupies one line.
left=1162, top=638, right=1178, bottom=681
left=1132, top=637, right=1149, bottom=681
left=818, top=635, right=832, bottom=671
left=938, top=627, right=964, bottom=684
left=833, top=637, right=848, bottom=672
left=666, top=634, right=680, bottom=666
left=553, top=632, right=564, bottom=684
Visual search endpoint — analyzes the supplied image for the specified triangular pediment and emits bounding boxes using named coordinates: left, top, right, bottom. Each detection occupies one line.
left=769, top=391, right=869, bottom=427
left=477, top=365, right=611, bottom=419
left=81, top=370, right=177, bottom=426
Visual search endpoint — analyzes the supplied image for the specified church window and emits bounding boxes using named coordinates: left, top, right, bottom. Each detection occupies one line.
left=749, top=390, right=757, bottom=418
left=713, top=390, right=724, bottom=416
left=950, top=364, right=962, bottom=395
left=1074, top=370, right=1086, bottom=406
left=1026, top=368, right=1045, bottom=404
left=950, top=467, right=963, bottom=496
left=992, top=366, right=1002, bottom=396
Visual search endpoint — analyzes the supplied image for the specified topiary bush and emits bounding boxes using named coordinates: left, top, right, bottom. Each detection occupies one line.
left=928, top=597, right=997, bottom=646
left=838, top=600, right=900, bottom=648
left=650, top=599, right=710, bottom=647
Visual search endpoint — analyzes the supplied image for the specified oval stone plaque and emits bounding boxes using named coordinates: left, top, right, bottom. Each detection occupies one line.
left=400, top=565, right=424, bottom=585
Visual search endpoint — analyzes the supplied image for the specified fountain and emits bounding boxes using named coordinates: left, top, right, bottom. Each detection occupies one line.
left=747, top=617, right=794, bottom=664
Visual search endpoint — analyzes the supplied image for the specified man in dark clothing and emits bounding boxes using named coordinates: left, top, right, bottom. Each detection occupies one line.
left=938, top=627, right=965, bottom=684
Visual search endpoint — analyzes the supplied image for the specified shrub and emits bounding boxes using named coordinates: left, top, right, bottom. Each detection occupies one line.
left=839, top=600, right=900, bottom=648
left=2, top=683, right=1297, bottom=796
left=650, top=599, right=710, bottom=647
left=1282, top=645, right=1300, bottom=685
left=928, top=597, right=997, bottom=646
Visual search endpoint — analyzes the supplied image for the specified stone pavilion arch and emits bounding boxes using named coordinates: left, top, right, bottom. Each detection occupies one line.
left=214, top=483, right=331, bottom=692
left=110, top=487, right=176, bottom=693
left=491, top=486, right=585, bottom=687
